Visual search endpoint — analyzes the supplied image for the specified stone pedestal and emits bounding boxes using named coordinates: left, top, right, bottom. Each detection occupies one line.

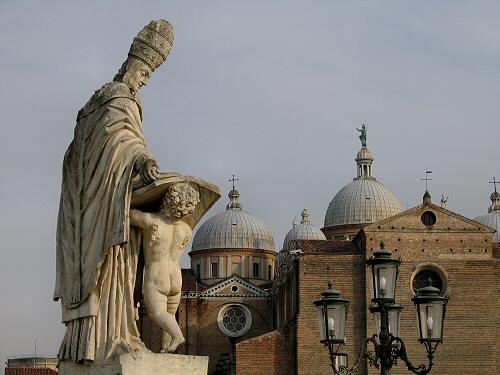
left=58, top=350, right=208, bottom=375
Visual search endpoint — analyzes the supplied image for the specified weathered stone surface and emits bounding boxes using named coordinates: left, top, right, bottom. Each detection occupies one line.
left=59, top=350, right=208, bottom=375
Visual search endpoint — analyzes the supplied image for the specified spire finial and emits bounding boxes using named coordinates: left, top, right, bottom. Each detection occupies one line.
left=420, top=169, right=433, bottom=193
left=301, top=209, right=310, bottom=224
left=489, top=177, right=498, bottom=194
left=229, top=173, right=239, bottom=191
left=356, top=124, right=367, bottom=147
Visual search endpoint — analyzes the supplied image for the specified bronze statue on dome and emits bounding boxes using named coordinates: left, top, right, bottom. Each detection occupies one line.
left=356, top=124, right=367, bottom=147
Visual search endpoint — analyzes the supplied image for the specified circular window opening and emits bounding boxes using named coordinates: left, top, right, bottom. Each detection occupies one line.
left=411, top=267, right=446, bottom=296
left=231, top=285, right=239, bottom=293
left=421, top=211, right=437, bottom=226
left=218, top=304, right=252, bottom=337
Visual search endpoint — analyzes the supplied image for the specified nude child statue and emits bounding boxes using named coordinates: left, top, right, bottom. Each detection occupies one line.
left=130, top=182, right=200, bottom=353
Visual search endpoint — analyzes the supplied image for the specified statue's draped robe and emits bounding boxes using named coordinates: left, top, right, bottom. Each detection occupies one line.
left=54, top=82, right=149, bottom=363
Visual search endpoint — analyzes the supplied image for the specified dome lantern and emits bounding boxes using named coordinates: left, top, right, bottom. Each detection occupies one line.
left=301, top=209, right=311, bottom=224
left=355, top=147, right=374, bottom=179
left=227, top=189, right=242, bottom=210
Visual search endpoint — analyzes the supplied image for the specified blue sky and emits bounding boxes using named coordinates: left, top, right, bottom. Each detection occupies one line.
left=0, top=0, right=499, bottom=365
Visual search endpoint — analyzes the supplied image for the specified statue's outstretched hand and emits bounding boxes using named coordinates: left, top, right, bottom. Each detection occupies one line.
left=140, top=158, right=160, bottom=184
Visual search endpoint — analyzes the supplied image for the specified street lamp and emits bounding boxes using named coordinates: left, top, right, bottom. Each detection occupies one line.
left=413, top=282, right=447, bottom=353
left=314, top=282, right=349, bottom=348
left=366, top=244, right=400, bottom=303
left=371, top=304, right=403, bottom=339
left=314, top=242, right=448, bottom=375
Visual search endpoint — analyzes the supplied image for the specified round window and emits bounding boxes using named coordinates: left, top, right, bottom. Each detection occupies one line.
left=231, top=285, right=239, bottom=293
left=421, top=211, right=437, bottom=226
left=217, top=304, right=252, bottom=337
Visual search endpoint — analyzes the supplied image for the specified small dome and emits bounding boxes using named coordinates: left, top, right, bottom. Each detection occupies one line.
left=192, top=189, right=275, bottom=251
left=356, top=146, right=373, bottom=160
left=324, top=141, right=404, bottom=228
left=282, top=209, right=326, bottom=250
left=474, top=190, right=500, bottom=242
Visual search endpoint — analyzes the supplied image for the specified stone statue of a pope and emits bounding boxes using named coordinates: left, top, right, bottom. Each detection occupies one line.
left=54, top=19, right=174, bottom=363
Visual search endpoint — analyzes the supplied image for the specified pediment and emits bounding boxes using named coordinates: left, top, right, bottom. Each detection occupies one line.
left=199, top=276, right=270, bottom=299
left=364, top=203, right=494, bottom=233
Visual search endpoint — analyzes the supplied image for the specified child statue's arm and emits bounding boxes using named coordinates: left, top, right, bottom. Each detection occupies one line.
left=130, top=208, right=151, bottom=230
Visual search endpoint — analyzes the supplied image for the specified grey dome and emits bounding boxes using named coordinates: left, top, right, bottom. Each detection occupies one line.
left=192, top=189, right=275, bottom=251
left=282, top=209, right=326, bottom=250
left=324, top=146, right=404, bottom=228
left=474, top=191, right=500, bottom=242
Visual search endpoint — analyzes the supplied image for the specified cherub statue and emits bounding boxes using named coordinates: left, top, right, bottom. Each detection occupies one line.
left=130, top=182, right=200, bottom=353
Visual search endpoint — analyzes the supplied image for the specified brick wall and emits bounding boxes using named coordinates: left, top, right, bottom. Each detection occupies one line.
left=296, top=251, right=367, bottom=375
left=364, top=203, right=499, bottom=375
left=141, top=296, right=273, bottom=374
left=235, top=322, right=296, bottom=375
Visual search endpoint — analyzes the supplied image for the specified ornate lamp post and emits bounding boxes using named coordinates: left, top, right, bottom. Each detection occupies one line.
left=314, top=242, right=448, bottom=375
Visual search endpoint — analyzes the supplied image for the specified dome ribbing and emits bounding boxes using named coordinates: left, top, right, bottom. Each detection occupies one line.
left=192, top=189, right=275, bottom=251
left=324, top=142, right=404, bottom=228
left=282, top=209, right=326, bottom=250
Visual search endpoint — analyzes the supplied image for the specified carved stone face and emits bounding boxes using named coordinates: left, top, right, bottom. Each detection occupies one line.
left=122, top=58, right=152, bottom=92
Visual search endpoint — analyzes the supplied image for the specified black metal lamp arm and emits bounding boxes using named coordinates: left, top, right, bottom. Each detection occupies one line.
left=327, top=336, right=379, bottom=375
left=390, top=336, right=437, bottom=375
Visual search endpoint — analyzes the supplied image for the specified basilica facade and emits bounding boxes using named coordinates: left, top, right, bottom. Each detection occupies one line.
left=140, top=136, right=500, bottom=375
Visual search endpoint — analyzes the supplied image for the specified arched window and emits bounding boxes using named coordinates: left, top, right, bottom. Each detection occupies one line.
left=411, top=265, right=447, bottom=296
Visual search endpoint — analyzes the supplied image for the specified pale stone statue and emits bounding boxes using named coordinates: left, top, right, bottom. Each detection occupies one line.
left=130, top=183, right=200, bottom=353
left=54, top=19, right=220, bottom=370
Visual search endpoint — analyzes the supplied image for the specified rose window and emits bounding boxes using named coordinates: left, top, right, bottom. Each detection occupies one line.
left=217, top=304, right=252, bottom=337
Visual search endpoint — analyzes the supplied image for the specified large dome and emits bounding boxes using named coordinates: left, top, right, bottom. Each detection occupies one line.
left=282, top=209, right=326, bottom=250
left=474, top=191, right=500, bottom=242
left=191, top=189, right=275, bottom=251
left=324, top=179, right=404, bottom=227
left=324, top=144, right=404, bottom=228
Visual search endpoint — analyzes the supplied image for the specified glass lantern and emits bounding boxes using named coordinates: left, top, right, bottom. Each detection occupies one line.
left=412, top=283, right=447, bottom=342
left=371, top=304, right=403, bottom=339
left=366, top=242, right=401, bottom=303
left=334, top=353, right=348, bottom=371
left=313, top=282, right=350, bottom=344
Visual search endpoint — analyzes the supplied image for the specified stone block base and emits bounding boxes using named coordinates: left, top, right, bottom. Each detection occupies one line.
left=58, top=349, right=208, bottom=375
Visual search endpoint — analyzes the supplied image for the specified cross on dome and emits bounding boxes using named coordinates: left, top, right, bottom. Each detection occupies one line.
left=489, top=177, right=498, bottom=194
left=229, top=174, right=239, bottom=191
